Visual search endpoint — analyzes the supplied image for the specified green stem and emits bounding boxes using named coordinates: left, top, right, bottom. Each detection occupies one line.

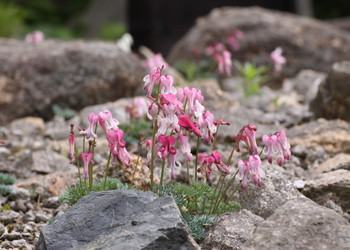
left=194, top=136, right=200, bottom=182
left=88, top=163, right=93, bottom=192
left=150, top=119, right=158, bottom=190
left=103, top=151, right=112, bottom=190
left=213, top=170, right=239, bottom=214
left=222, top=181, right=241, bottom=211
left=226, top=127, right=245, bottom=166
left=209, top=175, right=223, bottom=213
left=186, top=160, right=191, bottom=185
left=211, top=175, right=226, bottom=214
left=201, top=197, right=207, bottom=214
left=160, top=159, right=166, bottom=185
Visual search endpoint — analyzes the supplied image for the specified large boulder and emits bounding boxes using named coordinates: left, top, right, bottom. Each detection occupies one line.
left=168, top=7, right=350, bottom=82
left=0, top=39, right=147, bottom=125
left=37, top=190, right=199, bottom=250
left=311, top=61, right=350, bottom=121
left=242, top=197, right=350, bottom=249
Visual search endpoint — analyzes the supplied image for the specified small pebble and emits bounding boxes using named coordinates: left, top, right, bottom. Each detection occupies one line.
left=0, top=210, right=20, bottom=224
left=293, top=179, right=305, bottom=190
left=11, top=239, right=27, bottom=247
left=43, top=197, right=60, bottom=209
left=23, top=211, right=35, bottom=222
left=0, top=223, right=5, bottom=236
left=14, top=200, right=27, bottom=213
left=3, top=231, right=21, bottom=240
left=35, top=212, right=50, bottom=223
left=9, top=188, right=30, bottom=201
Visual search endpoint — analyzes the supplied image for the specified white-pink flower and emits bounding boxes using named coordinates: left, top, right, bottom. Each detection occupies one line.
left=270, top=47, right=286, bottom=72
left=145, top=53, right=168, bottom=70
left=237, top=155, right=263, bottom=189
left=125, top=97, right=148, bottom=119
left=262, top=129, right=291, bottom=166
left=215, top=50, right=232, bottom=77
left=25, top=30, right=45, bottom=43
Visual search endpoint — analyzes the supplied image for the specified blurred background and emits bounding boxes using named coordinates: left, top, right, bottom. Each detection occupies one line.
left=1, top=0, right=350, bottom=55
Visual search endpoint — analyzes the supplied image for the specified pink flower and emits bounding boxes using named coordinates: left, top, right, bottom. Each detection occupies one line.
left=198, top=153, right=215, bottom=182
left=211, top=151, right=230, bottom=174
left=146, top=101, right=159, bottom=120
left=200, top=111, right=217, bottom=144
left=237, top=155, right=263, bottom=189
left=205, top=42, right=225, bottom=56
left=215, top=50, right=232, bottom=76
left=262, top=130, right=291, bottom=166
left=158, top=135, right=177, bottom=160
left=143, top=67, right=162, bottom=97
left=178, top=115, right=202, bottom=137
left=107, top=129, right=130, bottom=167
left=99, top=110, right=119, bottom=131
left=25, top=30, right=45, bottom=43
left=79, top=113, right=100, bottom=139
left=235, top=125, right=258, bottom=155
left=178, top=133, right=193, bottom=162
left=125, top=97, right=148, bottom=119
left=157, top=104, right=180, bottom=135
left=168, top=151, right=181, bottom=180
left=159, top=94, right=183, bottom=112
left=145, top=53, right=168, bottom=70
left=68, top=124, right=76, bottom=163
left=270, top=47, right=286, bottom=72
left=176, top=87, right=204, bottom=116
left=160, top=75, right=177, bottom=95
left=80, top=152, right=93, bottom=180
left=227, top=29, right=244, bottom=51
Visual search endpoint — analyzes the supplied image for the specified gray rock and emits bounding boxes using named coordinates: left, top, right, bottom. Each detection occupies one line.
left=2, top=231, right=21, bottom=241
left=168, top=7, right=350, bottom=82
left=22, top=210, right=35, bottom=222
left=312, top=61, right=350, bottom=121
left=201, top=210, right=263, bottom=250
left=8, top=188, right=30, bottom=201
left=35, top=212, right=51, bottom=223
left=312, top=153, right=350, bottom=176
left=11, top=239, right=28, bottom=248
left=37, top=190, right=199, bottom=250
left=234, top=166, right=302, bottom=218
left=242, top=197, right=350, bottom=249
left=9, top=117, right=46, bottom=136
left=0, top=210, right=20, bottom=224
left=43, top=196, right=60, bottom=209
left=0, top=39, right=147, bottom=125
left=302, top=169, right=350, bottom=211
left=44, top=116, right=70, bottom=140
left=31, top=150, right=72, bottom=174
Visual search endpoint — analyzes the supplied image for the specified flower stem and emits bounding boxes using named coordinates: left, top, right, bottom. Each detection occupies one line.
left=194, top=136, right=200, bottom=182
left=160, top=158, right=166, bottom=185
left=213, top=169, right=239, bottom=214
left=150, top=119, right=157, bottom=190
left=209, top=175, right=223, bottom=213
left=103, top=151, right=112, bottom=190
left=222, top=181, right=241, bottom=211
left=211, top=175, right=226, bottom=214
left=226, top=127, right=245, bottom=166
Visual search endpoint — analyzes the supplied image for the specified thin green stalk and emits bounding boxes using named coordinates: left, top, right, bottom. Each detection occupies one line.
left=186, top=160, right=191, bottom=185
left=160, top=159, right=166, bottom=185
left=88, top=163, right=93, bottom=192
left=211, top=175, right=226, bottom=214
left=213, top=170, right=239, bottom=214
left=226, top=127, right=245, bottom=166
left=103, top=151, right=112, bottom=190
left=222, top=181, right=241, bottom=211
left=194, top=136, right=200, bottom=182
left=150, top=119, right=158, bottom=190
left=209, top=175, right=223, bottom=213
left=201, top=197, right=207, bottom=214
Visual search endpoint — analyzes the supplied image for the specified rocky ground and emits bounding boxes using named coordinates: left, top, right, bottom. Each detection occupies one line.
left=1, top=6, right=350, bottom=250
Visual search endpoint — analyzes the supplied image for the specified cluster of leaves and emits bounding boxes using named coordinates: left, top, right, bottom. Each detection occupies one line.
left=119, top=120, right=152, bottom=145
left=233, top=61, right=270, bottom=97
left=52, top=105, right=77, bottom=120
left=0, top=173, right=16, bottom=195
left=154, top=182, right=240, bottom=241
left=59, top=178, right=133, bottom=206
left=174, top=60, right=214, bottom=82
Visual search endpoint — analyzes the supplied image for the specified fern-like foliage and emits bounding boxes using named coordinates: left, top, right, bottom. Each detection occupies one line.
left=0, top=173, right=16, bottom=185
left=59, top=178, right=133, bottom=206
left=154, top=182, right=240, bottom=241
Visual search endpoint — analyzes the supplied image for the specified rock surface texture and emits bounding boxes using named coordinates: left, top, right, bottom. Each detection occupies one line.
left=312, top=61, right=350, bottom=121
left=168, top=7, right=350, bottom=81
left=242, top=197, right=350, bottom=249
left=0, top=39, right=147, bottom=125
left=36, top=190, right=199, bottom=250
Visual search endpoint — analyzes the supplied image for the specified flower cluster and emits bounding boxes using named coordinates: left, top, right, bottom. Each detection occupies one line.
left=142, top=66, right=231, bottom=182
left=25, top=30, right=45, bottom=44
left=270, top=47, right=286, bottom=72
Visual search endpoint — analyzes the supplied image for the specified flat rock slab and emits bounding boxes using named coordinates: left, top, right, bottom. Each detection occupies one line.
left=37, top=190, right=199, bottom=250
left=242, top=197, right=350, bottom=249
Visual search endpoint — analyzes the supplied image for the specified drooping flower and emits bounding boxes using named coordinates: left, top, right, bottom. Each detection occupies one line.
left=205, top=42, right=225, bottom=56
left=25, top=30, right=45, bottom=43
left=176, top=87, right=204, bottom=115
left=146, top=101, right=159, bottom=120
left=215, top=50, right=232, bottom=77
left=237, top=155, right=263, bottom=189
left=227, top=29, right=244, bottom=51
left=178, top=115, right=202, bottom=137
left=99, top=110, right=119, bottom=131
left=160, top=74, right=177, bottom=95
left=143, top=67, right=162, bottom=97
left=197, top=153, right=215, bottom=182
left=168, top=151, right=181, bottom=180
left=125, top=97, right=148, bottom=119
left=178, top=133, right=193, bottom=162
left=262, top=129, right=291, bottom=166
left=211, top=151, right=230, bottom=174
left=80, top=152, right=93, bottom=180
left=199, top=111, right=217, bottom=144
left=107, top=129, right=131, bottom=167
left=79, top=113, right=100, bottom=139
left=145, top=53, right=168, bottom=70
left=158, top=135, right=177, bottom=160
left=234, top=125, right=258, bottom=155
left=270, top=47, right=286, bottom=72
